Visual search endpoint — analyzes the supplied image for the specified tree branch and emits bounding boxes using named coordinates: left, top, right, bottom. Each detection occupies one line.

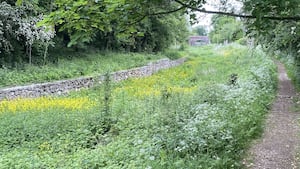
left=126, top=5, right=186, bottom=27
left=149, top=5, right=186, bottom=16
left=174, top=0, right=300, bottom=21
left=119, top=6, right=185, bottom=34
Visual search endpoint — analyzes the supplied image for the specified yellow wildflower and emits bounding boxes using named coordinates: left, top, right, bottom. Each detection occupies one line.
left=0, top=97, right=95, bottom=113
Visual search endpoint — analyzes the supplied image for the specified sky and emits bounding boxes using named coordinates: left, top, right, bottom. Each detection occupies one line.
left=192, top=0, right=243, bottom=28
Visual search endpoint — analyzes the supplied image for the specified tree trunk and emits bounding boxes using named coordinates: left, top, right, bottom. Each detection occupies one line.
left=43, top=43, right=49, bottom=65
left=29, top=44, right=32, bottom=65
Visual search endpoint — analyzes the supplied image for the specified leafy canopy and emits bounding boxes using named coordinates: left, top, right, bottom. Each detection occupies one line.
left=42, top=0, right=184, bottom=47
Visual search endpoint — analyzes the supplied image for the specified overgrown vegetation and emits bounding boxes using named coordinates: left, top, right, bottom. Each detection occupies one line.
left=0, top=51, right=171, bottom=88
left=0, top=0, right=189, bottom=68
left=241, top=0, right=300, bottom=85
left=0, top=44, right=277, bottom=168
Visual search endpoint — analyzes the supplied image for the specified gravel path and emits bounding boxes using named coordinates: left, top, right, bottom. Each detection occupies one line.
left=245, top=62, right=300, bottom=169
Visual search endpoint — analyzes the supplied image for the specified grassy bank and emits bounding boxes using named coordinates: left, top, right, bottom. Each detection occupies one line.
left=0, top=44, right=277, bottom=168
left=0, top=51, right=168, bottom=88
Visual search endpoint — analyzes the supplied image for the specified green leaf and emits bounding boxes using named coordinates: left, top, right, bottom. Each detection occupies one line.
left=15, top=0, right=22, bottom=6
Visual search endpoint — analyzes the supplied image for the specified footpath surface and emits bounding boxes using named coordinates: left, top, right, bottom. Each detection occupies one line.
left=245, top=62, right=300, bottom=168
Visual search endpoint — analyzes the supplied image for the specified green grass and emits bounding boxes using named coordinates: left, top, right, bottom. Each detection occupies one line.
left=0, top=51, right=170, bottom=88
left=0, top=44, right=277, bottom=168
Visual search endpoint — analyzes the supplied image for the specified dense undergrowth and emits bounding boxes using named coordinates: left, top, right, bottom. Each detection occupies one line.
left=0, top=44, right=277, bottom=168
left=0, top=51, right=167, bottom=88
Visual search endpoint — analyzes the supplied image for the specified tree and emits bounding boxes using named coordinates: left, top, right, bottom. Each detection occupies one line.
left=41, top=0, right=300, bottom=44
left=10, top=0, right=300, bottom=65
left=172, top=0, right=300, bottom=21
left=241, top=0, right=300, bottom=84
left=17, top=16, right=55, bottom=65
left=42, top=0, right=149, bottom=47
left=41, top=0, right=188, bottom=52
left=209, top=15, right=244, bottom=43
left=193, top=25, right=208, bottom=36
left=0, top=2, right=55, bottom=66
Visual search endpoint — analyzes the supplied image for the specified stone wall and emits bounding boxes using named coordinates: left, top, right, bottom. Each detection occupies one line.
left=0, top=58, right=186, bottom=100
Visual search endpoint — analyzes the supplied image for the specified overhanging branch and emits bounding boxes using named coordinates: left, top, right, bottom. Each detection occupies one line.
left=149, top=5, right=186, bottom=16
left=174, top=0, right=300, bottom=21
left=120, top=6, right=185, bottom=33
left=126, top=5, right=186, bottom=26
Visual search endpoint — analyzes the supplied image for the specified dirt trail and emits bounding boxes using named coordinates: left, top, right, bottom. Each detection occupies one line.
left=245, top=62, right=300, bottom=168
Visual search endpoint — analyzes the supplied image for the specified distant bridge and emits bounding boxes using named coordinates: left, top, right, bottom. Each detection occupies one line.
left=189, top=36, right=210, bottom=46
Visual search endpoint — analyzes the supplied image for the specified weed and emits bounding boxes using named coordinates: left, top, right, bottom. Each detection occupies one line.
left=103, top=72, right=112, bottom=116
left=0, top=44, right=277, bottom=168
